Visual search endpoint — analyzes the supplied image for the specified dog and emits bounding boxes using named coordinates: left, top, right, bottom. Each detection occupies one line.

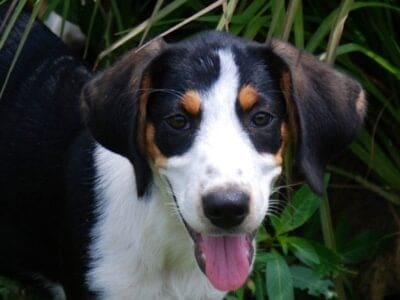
left=0, top=6, right=366, bottom=300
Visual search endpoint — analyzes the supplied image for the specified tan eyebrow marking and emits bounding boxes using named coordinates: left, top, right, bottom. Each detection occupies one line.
left=181, top=90, right=201, bottom=115
left=274, top=122, right=291, bottom=166
left=145, top=122, right=167, bottom=167
left=238, top=85, right=258, bottom=111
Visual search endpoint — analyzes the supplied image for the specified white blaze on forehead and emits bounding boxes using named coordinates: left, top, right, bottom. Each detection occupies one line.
left=195, top=49, right=257, bottom=183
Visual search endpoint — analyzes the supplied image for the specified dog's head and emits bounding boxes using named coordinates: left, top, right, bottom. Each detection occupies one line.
left=82, top=31, right=366, bottom=292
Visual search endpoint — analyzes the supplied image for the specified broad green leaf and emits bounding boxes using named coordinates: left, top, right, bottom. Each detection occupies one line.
left=290, top=265, right=335, bottom=298
left=266, top=251, right=294, bottom=300
left=339, top=230, right=385, bottom=264
left=271, top=184, right=322, bottom=235
left=277, top=235, right=289, bottom=256
left=285, top=236, right=320, bottom=266
left=308, top=241, right=350, bottom=276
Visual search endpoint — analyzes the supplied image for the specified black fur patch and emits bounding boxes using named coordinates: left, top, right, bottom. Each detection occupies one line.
left=233, top=46, right=287, bottom=154
left=145, top=45, right=220, bottom=157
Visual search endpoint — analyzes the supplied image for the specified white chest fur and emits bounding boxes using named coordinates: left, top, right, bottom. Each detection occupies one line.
left=86, top=145, right=224, bottom=300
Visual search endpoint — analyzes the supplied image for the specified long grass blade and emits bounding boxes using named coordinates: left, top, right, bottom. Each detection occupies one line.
left=328, top=166, right=400, bottom=205
left=0, top=0, right=18, bottom=35
left=320, top=43, right=400, bottom=80
left=110, top=0, right=124, bottom=32
left=0, top=0, right=45, bottom=99
left=0, top=0, right=28, bottom=50
left=324, top=0, right=354, bottom=65
left=266, top=0, right=285, bottom=42
left=83, top=0, right=100, bottom=59
left=243, top=3, right=270, bottom=39
left=42, top=0, right=62, bottom=20
left=216, top=0, right=239, bottom=31
left=96, top=0, right=188, bottom=65
left=293, top=0, right=303, bottom=48
left=305, top=9, right=337, bottom=53
left=138, top=0, right=225, bottom=51
left=139, top=0, right=164, bottom=46
left=281, top=0, right=301, bottom=42
left=60, top=0, right=70, bottom=39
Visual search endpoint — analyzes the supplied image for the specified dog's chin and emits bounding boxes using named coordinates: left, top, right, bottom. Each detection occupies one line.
left=185, top=224, right=255, bottom=292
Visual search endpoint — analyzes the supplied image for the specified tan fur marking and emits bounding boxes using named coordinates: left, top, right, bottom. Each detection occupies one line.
left=181, top=90, right=201, bottom=115
left=356, top=89, right=367, bottom=118
left=137, top=76, right=167, bottom=167
left=145, top=123, right=167, bottom=167
left=275, top=122, right=291, bottom=165
left=238, top=85, right=258, bottom=111
left=280, top=71, right=298, bottom=143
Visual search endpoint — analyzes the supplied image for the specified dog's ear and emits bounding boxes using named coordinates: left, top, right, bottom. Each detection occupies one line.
left=270, top=40, right=367, bottom=195
left=81, top=39, right=166, bottom=196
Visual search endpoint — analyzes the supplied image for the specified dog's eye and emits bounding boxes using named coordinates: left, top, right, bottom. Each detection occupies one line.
left=165, top=114, right=190, bottom=130
left=251, top=111, right=273, bottom=127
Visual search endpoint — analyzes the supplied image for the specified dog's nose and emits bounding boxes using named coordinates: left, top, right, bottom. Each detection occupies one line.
left=202, top=189, right=250, bottom=229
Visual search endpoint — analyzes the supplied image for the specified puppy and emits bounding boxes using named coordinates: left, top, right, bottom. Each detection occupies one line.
left=0, top=7, right=366, bottom=300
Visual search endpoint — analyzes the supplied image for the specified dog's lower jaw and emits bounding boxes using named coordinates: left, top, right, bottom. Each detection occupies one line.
left=87, top=145, right=225, bottom=300
left=153, top=169, right=256, bottom=292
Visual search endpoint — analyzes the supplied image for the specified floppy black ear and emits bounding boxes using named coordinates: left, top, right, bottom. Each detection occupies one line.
left=81, top=39, right=166, bottom=196
left=270, top=40, right=367, bottom=195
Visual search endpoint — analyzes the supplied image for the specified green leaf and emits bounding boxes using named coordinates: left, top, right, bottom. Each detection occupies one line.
left=328, top=43, right=400, bottom=80
left=339, top=230, right=385, bottom=264
left=308, top=241, right=350, bottom=276
left=266, top=251, right=294, bottom=300
left=254, top=272, right=265, bottom=300
left=290, top=265, right=336, bottom=298
left=256, top=224, right=270, bottom=243
left=224, top=295, right=239, bottom=300
left=271, top=184, right=322, bottom=235
left=285, top=236, right=320, bottom=266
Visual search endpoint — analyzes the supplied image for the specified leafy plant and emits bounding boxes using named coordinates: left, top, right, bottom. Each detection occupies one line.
left=229, top=182, right=342, bottom=300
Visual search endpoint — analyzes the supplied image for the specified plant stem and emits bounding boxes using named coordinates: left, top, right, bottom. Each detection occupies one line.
left=96, top=0, right=188, bottom=65
left=281, top=0, right=301, bottom=42
left=325, top=0, right=353, bottom=64
left=216, top=0, right=239, bottom=31
left=327, top=165, right=400, bottom=205
left=0, top=0, right=28, bottom=50
left=319, top=191, right=347, bottom=300
left=266, top=0, right=285, bottom=42
left=139, top=0, right=164, bottom=46
left=0, top=0, right=45, bottom=99
left=83, top=0, right=100, bottom=59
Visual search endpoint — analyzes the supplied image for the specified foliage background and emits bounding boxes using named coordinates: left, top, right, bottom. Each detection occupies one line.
left=0, top=0, right=399, bottom=299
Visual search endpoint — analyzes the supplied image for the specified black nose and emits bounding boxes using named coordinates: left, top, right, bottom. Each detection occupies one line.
left=202, top=188, right=250, bottom=229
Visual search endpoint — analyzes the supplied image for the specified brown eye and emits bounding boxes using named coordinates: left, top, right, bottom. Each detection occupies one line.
left=165, top=114, right=189, bottom=130
left=251, top=112, right=273, bottom=127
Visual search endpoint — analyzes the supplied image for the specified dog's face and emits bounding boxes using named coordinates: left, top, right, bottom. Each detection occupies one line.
left=82, top=31, right=366, bottom=292
left=145, top=48, right=286, bottom=290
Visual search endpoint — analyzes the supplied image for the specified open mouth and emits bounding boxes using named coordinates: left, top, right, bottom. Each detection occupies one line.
left=187, top=226, right=255, bottom=292
left=164, top=178, right=255, bottom=291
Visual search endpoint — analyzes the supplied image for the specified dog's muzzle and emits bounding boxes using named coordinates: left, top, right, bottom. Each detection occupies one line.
left=185, top=187, right=255, bottom=292
left=164, top=175, right=255, bottom=292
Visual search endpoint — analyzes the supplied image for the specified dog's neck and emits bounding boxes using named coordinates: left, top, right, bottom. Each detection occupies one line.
left=87, top=143, right=223, bottom=299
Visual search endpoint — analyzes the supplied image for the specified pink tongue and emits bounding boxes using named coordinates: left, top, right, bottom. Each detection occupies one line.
left=199, top=235, right=250, bottom=291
